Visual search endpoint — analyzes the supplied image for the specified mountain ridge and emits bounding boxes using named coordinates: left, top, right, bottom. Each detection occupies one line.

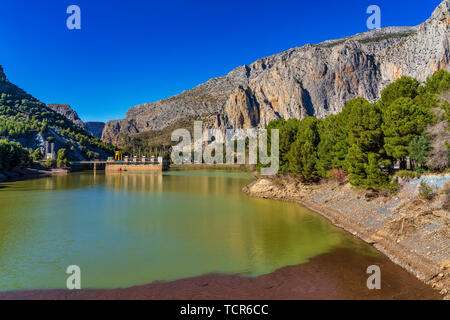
left=46, top=104, right=105, bottom=139
left=0, top=67, right=114, bottom=160
left=101, top=0, right=450, bottom=145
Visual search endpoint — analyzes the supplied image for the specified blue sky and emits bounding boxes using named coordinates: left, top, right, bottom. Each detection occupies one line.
left=0, top=0, right=442, bottom=122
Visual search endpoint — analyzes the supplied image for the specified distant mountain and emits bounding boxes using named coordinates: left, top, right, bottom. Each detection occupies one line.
left=85, top=122, right=105, bottom=139
left=102, top=0, right=450, bottom=146
left=0, top=66, right=114, bottom=160
left=47, top=104, right=86, bottom=130
left=46, top=104, right=105, bottom=139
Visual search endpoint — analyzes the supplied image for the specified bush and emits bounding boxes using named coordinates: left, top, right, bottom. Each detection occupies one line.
left=396, top=170, right=421, bottom=179
left=0, top=139, right=31, bottom=170
left=56, top=148, right=70, bottom=167
left=418, top=182, right=435, bottom=201
left=327, top=168, right=348, bottom=183
left=31, top=148, right=43, bottom=161
left=44, top=159, right=56, bottom=168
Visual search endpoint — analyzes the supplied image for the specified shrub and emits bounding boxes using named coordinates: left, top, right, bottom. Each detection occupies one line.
left=0, top=139, right=31, bottom=170
left=418, top=182, right=435, bottom=201
left=44, top=159, right=56, bottom=168
left=327, top=168, right=348, bottom=183
left=31, top=148, right=43, bottom=161
left=56, top=148, right=70, bottom=167
left=396, top=170, right=421, bottom=179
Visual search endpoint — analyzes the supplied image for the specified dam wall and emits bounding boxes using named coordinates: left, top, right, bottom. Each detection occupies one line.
left=105, top=162, right=168, bottom=173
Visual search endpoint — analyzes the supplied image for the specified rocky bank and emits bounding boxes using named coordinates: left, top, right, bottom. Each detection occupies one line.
left=243, top=174, right=450, bottom=299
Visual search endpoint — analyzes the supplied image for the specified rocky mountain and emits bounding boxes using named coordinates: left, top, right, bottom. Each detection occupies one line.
left=47, top=104, right=86, bottom=130
left=46, top=104, right=105, bottom=139
left=85, top=122, right=105, bottom=139
left=0, top=66, right=114, bottom=160
left=102, top=0, right=450, bottom=145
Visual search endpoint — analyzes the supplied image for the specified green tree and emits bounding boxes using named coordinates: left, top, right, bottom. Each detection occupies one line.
left=409, top=134, right=431, bottom=169
left=379, top=76, right=420, bottom=109
left=287, top=117, right=320, bottom=182
left=423, top=70, right=450, bottom=94
left=56, top=148, right=69, bottom=167
left=31, top=148, right=43, bottom=161
left=365, top=153, right=390, bottom=188
left=317, top=115, right=340, bottom=176
left=266, top=118, right=301, bottom=172
left=342, top=98, right=388, bottom=188
left=317, top=111, right=353, bottom=177
left=0, top=139, right=31, bottom=170
left=382, top=97, right=432, bottom=168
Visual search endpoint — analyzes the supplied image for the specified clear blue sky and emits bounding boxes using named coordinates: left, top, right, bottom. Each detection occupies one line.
left=0, top=0, right=442, bottom=122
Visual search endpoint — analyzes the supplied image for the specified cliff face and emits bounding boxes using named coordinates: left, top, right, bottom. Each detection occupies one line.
left=102, top=0, right=450, bottom=145
left=46, top=105, right=106, bottom=139
left=46, top=104, right=86, bottom=130
left=84, top=122, right=105, bottom=139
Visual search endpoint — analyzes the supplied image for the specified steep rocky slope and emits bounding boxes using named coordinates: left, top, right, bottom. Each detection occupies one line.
left=103, top=0, right=450, bottom=145
left=46, top=104, right=105, bottom=139
left=84, top=122, right=105, bottom=139
left=0, top=67, right=114, bottom=160
left=47, top=104, right=86, bottom=130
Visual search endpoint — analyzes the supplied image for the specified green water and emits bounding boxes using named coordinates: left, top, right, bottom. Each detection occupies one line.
left=0, top=169, right=375, bottom=291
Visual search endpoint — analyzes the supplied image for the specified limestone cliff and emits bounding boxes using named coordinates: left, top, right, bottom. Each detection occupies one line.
left=46, top=104, right=86, bottom=130
left=103, top=0, right=450, bottom=145
left=84, top=122, right=105, bottom=139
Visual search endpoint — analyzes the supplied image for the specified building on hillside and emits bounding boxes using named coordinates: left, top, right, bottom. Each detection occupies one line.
left=44, top=141, right=56, bottom=160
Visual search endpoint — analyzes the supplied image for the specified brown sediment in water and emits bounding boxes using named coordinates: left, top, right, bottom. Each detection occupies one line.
left=0, top=248, right=441, bottom=300
left=242, top=176, right=450, bottom=299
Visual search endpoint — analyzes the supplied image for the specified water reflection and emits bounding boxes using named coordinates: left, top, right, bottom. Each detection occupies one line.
left=0, top=170, right=372, bottom=291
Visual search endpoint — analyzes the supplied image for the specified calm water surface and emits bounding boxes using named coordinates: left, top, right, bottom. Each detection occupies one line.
left=0, top=169, right=377, bottom=291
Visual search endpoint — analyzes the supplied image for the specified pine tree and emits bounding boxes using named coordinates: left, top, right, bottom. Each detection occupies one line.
left=365, top=153, right=390, bottom=189
left=342, top=98, right=387, bottom=188
left=287, top=117, right=320, bottom=182
left=409, top=134, right=431, bottom=169
left=382, top=97, right=432, bottom=168
left=379, top=76, right=420, bottom=109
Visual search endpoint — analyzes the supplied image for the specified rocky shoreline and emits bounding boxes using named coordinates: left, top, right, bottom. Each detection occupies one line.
left=0, top=166, right=69, bottom=183
left=242, top=175, right=450, bottom=299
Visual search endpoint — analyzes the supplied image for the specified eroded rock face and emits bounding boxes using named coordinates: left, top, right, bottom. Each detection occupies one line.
left=46, top=104, right=86, bottom=130
left=102, top=0, right=450, bottom=144
left=84, top=122, right=105, bottom=139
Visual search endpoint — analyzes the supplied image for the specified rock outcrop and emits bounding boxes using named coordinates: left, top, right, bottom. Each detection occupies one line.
left=103, top=0, right=450, bottom=145
left=84, top=122, right=105, bottom=139
left=46, top=104, right=86, bottom=130
left=46, top=105, right=106, bottom=139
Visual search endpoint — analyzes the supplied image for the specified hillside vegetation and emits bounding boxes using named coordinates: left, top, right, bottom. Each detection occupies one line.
left=264, top=70, right=450, bottom=190
left=0, top=66, right=114, bottom=169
